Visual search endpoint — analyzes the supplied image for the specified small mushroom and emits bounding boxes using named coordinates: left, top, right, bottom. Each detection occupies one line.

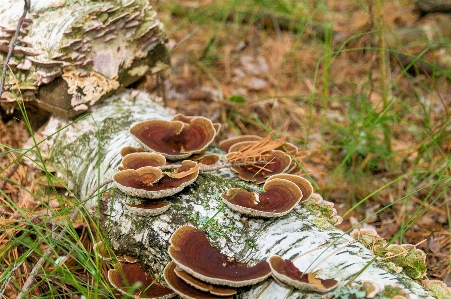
left=119, top=152, right=166, bottom=171
left=266, top=173, right=313, bottom=201
left=16, top=58, right=32, bottom=70
left=164, top=262, right=235, bottom=299
left=268, top=255, right=338, bottom=293
left=26, top=56, right=64, bottom=67
left=113, top=166, right=164, bottom=198
left=171, top=114, right=221, bottom=135
left=113, top=163, right=199, bottom=199
left=190, top=153, right=221, bottom=166
left=221, top=178, right=302, bottom=217
left=108, top=263, right=176, bottom=299
left=121, top=146, right=146, bottom=157
left=125, top=200, right=171, bottom=216
left=130, top=116, right=217, bottom=160
left=169, top=226, right=271, bottom=287
left=218, top=135, right=262, bottom=152
left=227, top=150, right=291, bottom=184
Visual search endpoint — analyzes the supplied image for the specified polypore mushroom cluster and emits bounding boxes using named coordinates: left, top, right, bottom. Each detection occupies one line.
left=164, top=225, right=271, bottom=298
left=93, top=240, right=175, bottom=298
left=163, top=226, right=340, bottom=298
left=220, top=132, right=304, bottom=184
left=220, top=173, right=313, bottom=218
left=130, top=114, right=219, bottom=160
left=113, top=114, right=220, bottom=216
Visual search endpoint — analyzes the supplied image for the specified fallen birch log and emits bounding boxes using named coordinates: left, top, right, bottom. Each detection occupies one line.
left=37, top=90, right=435, bottom=299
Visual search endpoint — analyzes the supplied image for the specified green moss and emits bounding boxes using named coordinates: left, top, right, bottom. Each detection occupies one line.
left=381, top=285, right=408, bottom=298
left=310, top=218, right=332, bottom=230
left=428, top=281, right=451, bottom=299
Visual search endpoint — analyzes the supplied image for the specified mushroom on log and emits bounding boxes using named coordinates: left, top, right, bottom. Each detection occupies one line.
left=0, top=0, right=169, bottom=118
left=36, top=91, right=434, bottom=298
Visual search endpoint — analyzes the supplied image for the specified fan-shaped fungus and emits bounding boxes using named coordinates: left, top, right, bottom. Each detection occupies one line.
left=218, top=135, right=262, bottom=152
left=268, top=255, right=338, bottom=293
left=108, top=263, right=176, bottom=299
left=130, top=116, right=217, bottom=160
left=266, top=173, right=313, bottom=201
left=113, top=162, right=199, bottom=199
left=125, top=201, right=171, bottom=216
left=221, top=178, right=302, bottom=217
left=227, top=150, right=291, bottom=184
left=164, top=262, right=235, bottom=299
left=119, top=152, right=166, bottom=171
left=168, top=226, right=271, bottom=287
left=120, top=146, right=147, bottom=157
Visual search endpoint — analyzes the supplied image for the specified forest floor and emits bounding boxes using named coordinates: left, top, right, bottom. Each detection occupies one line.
left=1, top=0, right=451, bottom=296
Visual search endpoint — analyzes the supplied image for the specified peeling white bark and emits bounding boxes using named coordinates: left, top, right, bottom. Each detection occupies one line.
left=39, top=91, right=434, bottom=299
left=0, top=0, right=169, bottom=117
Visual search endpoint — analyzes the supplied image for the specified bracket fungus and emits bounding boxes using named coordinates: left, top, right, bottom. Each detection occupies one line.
left=125, top=200, right=171, bottom=216
left=266, top=173, right=313, bottom=201
left=164, top=262, right=235, bottom=299
left=119, top=152, right=166, bottom=171
left=108, top=263, right=176, bottom=299
left=221, top=178, right=303, bottom=218
left=226, top=150, right=291, bottom=184
left=113, top=161, right=199, bottom=199
left=130, top=115, right=218, bottom=160
left=268, top=255, right=338, bottom=293
left=0, top=0, right=169, bottom=117
left=121, top=146, right=147, bottom=157
left=218, top=135, right=262, bottom=152
left=168, top=226, right=271, bottom=287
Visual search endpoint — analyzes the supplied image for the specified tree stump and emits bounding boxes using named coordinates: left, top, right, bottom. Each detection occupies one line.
left=0, top=0, right=169, bottom=117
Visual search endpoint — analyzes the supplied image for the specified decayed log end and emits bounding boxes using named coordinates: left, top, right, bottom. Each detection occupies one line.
left=0, top=0, right=169, bottom=118
left=38, top=91, right=434, bottom=298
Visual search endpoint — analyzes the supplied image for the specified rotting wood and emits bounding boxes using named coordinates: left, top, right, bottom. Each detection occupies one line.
left=0, top=0, right=169, bottom=118
left=36, top=90, right=435, bottom=299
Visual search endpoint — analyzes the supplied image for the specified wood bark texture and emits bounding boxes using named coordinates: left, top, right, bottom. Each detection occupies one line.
left=37, top=90, right=435, bottom=299
left=0, top=0, right=169, bottom=117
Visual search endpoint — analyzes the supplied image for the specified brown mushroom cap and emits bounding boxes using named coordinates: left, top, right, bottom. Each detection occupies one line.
left=166, top=160, right=200, bottom=179
left=268, top=255, right=338, bottom=293
left=164, top=262, right=235, bottom=299
left=172, top=114, right=221, bottom=135
left=119, top=152, right=166, bottom=171
left=121, top=146, right=146, bottom=157
left=130, top=117, right=217, bottom=160
left=266, top=174, right=313, bottom=201
left=227, top=150, right=291, bottom=184
left=169, top=226, right=271, bottom=287
left=173, top=265, right=237, bottom=296
left=108, top=263, right=176, bottom=299
left=113, top=163, right=198, bottom=199
left=125, top=200, right=171, bottom=216
left=190, top=153, right=221, bottom=166
left=218, top=135, right=262, bottom=152
left=221, top=178, right=302, bottom=217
